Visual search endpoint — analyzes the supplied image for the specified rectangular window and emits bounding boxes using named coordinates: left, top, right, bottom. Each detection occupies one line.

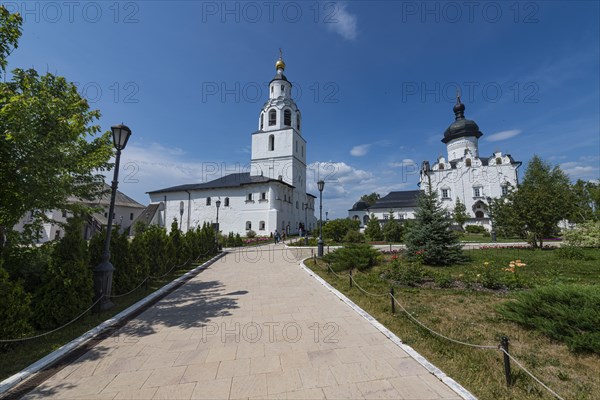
left=473, top=187, right=481, bottom=197
left=501, top=186, right=508, bottom=196
left=262, top=192, right=266, bottom=200
left=383, top=214, right=389, bottom=220
left=62, top=210, right=67, bottom=218
left=130, top=213, right=134, bottom=220
left=441, top=189, right=450, bottom=199
left=206, top=197, right=211, bottom=206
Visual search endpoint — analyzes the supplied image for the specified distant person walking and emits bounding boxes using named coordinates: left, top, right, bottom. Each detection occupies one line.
left=274, top=230, right=279, bottom=244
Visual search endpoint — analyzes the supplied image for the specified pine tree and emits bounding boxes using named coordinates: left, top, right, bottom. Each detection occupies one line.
left=405, top=189, right=464, bottom=265
left=382, top=211, right=404, bottom=243
left=364, top=213, right=383, bottom=241
left=453, top=197, right=469, bottom=229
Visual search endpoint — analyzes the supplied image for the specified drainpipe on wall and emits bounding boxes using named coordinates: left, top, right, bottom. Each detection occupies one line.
left=185, top=190, right=191, bottom=232
left=164, top=195, right=167, bottom=227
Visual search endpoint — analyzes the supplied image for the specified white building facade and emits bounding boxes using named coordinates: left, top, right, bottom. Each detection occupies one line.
left=148, top=55, right=317, bottom=236
left=420, top=96, right=521, bottom=228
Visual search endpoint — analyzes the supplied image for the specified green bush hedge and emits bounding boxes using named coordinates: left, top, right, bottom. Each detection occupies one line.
left=322, top=244, right=380, bottom=272
left=465, top=225, right=486, bottom=234
left=564, top=221, right=600, bottom=247
left=496, top=284, right=600, bottom=354
left=0, top=264, right=33, bottom=347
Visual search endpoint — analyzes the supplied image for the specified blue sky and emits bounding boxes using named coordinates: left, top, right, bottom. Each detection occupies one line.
left=5, top=1, right=599, bottom=218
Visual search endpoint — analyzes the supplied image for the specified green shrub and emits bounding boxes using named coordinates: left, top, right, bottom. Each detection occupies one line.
left=564, top=221, right=600, bottom=247
left=389, top=262, right=426, bottom=286
left=465, top=225, right=486, bottom=234
left=343, top=230, right=365, bottom=244
left=89, top=229, right=133, bottom=295
left=322, top=244, right=380, bottom=272
left=0, top=264, right=33, bottom=348
left=555, top=245, right=587, bottom=260
left=496, top=284, right=600, bottom=354
left=33, top=217, right=93, bottom=330
left=143, top=225, right=174, bottom=276
left=235, top=233, right=243, bottom=247
left=2, top=243, right=52, bottom=294
left=323, top=218, right=360, bottom=243
left=247, top=230, right=256, bottom=238
left=434, top=273, right=453, bottom=288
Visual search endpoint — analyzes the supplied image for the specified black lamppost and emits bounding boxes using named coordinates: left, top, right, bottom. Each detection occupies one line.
left=317, top=180, right=325, bottom=257
left=487, top=196, right=497, bottom=242
left=303, top=202, right=309, bottom=245
left=179, top=201, right=184, bottom=231
left=93, top=124, right=132, bottom=312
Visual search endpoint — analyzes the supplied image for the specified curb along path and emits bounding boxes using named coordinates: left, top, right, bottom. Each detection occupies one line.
left=14, top=244, right=468, bottom=400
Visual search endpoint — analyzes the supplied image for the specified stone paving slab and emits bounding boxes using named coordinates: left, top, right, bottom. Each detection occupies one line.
left=17, top=244, right=467, bottom=400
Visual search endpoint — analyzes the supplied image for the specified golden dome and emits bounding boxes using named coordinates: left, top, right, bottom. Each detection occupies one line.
left=275, top=58, right=285, bottom=71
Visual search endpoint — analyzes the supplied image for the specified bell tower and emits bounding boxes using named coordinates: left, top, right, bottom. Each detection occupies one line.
left=250, top=51, right=306, bottom=195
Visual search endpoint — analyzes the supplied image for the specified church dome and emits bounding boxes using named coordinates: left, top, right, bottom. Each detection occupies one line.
left=276, top=58, right=285, bottom=71
left=442, top=96, right=483, bottom=144
left=350, top=201, right=370, bottom=211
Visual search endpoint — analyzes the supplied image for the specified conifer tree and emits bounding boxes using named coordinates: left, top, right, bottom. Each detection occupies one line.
left=453, top=197, right=469, bottom=229
left=405, top=188, right=464, bottom=265
left=364, top=213, right=383, bottom=241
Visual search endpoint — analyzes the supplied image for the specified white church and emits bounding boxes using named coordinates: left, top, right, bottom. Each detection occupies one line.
left=148, top=55, right=317, bottom=236
left=349, top=95, right=521, bottom=229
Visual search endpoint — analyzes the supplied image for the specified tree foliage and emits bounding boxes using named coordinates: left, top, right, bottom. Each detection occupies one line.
left=33, top=217, right=92, bottom=329
left=323, top=218, right=360, bottom=242
left=382, top=212, right=404, bottom=243
left=491, top=156, right=574, bottom=247
left=570, top=179, right=599, bottom=223
left=0, top=8, right=113, bottom=245
left=360, top=193, right=380, bottom=206
left=404, top=189, right=464, bottom=265
left=452, top=197, right=468, bottom=228
left=0, top=6, right=22, bottom=76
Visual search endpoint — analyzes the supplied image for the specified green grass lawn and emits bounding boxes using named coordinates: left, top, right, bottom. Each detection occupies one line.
left=306, top=247, right=600, bottom=400
left=0, top=255, right=216, bottom=382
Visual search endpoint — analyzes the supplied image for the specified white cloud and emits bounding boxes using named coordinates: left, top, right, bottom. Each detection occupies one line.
left=325, top=3, right=358, bottom=40
left=560, top=161, right=598, bottom=180
left=350, top=144, right=371, bottom=156
left=389, top=158, right=416, bottom=168
left=486, top=129, right=522, bottom=142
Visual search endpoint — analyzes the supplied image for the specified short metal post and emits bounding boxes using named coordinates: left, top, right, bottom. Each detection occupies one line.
left=389, top=243, right=392, bottom=251
left=501, top=336, right=512, bottom=387
left=349, top=269, right=353, bottom=288
left=390, top=287, right=395, bottom=314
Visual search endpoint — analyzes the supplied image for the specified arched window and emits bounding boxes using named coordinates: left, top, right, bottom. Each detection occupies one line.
left=496, top=157, right=502, bottom=165
left=301, top=145, right=304, bottom=157
left=352, top=215, right=359, bottom=221
left=206, top=197, right=211, bottom=206
left=475, top=211, right=484, bottom=219
left=465, top=158, right=472, bottom=167
left=363, top=215, right=369, bottom=225
left=224, top=197, right=230, bottom=206
left=259, top=221, right=265, bottom=230
left=268, top=134, right=274, bottom=151
left=269, top=109, right=276, bottom=126
left=247, top=193, right=253, bottom=202
left=296, top=112, right=301, bottom=130
left=439, top=163, right=445, bottom=170
left=281, top=84, right=284, bottom=93
left=260, top=113, right=264, bottom=130
left=284, top=109, right=291, bottom=126
left=270, top=86, right=273, bottom=94
left=246, top=221, right=252, bottom=230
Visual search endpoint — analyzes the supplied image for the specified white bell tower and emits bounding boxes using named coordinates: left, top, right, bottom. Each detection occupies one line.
left=250, top=51, right=306, bottom=196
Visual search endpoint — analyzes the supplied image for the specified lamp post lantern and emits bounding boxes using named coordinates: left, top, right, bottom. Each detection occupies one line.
left=317, top=180, right=325, bottom=257
left=179, top=201, right=184, bottom=231
left=93, top=124, right=132, bottom=313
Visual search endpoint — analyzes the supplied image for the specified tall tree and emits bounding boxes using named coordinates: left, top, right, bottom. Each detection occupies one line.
left=0, top=8, right=113, bottom=246
left=452, top=197, right=469, bottom=229
left=404, top=188, right=464, bottom=265
left=360, top=193, right=380, bottom=206
left=382, top=211, right=404, bottom=242
left=570, top=179, right=598, bottom=223
left=364, top=213, right=383, bottom=241
left=493, top=155, right=574, bottom=247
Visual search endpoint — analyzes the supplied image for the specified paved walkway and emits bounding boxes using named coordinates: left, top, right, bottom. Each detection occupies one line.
left=21, top=245, right=463, bottom=400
